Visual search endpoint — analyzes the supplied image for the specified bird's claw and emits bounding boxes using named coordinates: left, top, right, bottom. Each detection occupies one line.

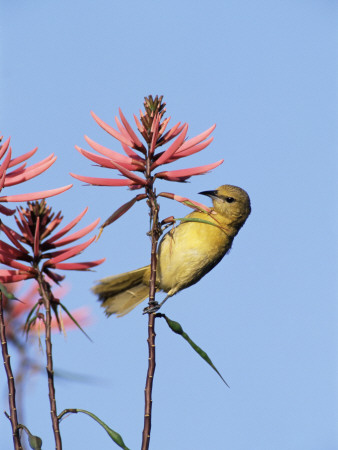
left=143, top=302, right=160, bottom=314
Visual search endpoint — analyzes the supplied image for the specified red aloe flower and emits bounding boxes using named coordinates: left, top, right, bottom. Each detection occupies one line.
left=0, top=136, right=72, bottom=216
left=71, top=96, right=222, bottom=189
left=0, top=201, right=105, bottom=284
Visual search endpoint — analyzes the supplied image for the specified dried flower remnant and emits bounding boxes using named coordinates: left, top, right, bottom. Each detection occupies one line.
left=0, top=136, right=72, bottom=216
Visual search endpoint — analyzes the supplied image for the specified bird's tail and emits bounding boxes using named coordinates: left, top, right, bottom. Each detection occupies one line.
left=93, top=266, right=151, bottom=317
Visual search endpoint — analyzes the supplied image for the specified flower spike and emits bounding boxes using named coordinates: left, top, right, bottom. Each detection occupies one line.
left=0, top=136, right=73, bottom=214
left=0, top=201, right=104, bottom=284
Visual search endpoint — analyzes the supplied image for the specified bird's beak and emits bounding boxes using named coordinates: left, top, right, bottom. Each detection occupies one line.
left=199, top=190, right=218, bottom=199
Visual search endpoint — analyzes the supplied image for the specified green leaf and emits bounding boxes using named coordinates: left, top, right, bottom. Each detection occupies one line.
left=71, top=409, right=130, bottom=450
left=0, top=282, right=17, bottom=300
left=58, top=409, right=130, bottom=449
left=24, top=301, right=40, bottom=333
left=17, top=424, right=43, bottom=449
left=163, top=315, right=229, bottom=387
left=28, top=434, right=43, bottom=450
left=59, top=303, right=93, bottom=342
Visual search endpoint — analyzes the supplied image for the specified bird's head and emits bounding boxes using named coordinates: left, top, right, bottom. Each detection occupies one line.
left=199, top=185, right=251, bottom=228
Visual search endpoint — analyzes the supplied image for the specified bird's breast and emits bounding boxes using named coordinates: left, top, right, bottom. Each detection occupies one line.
left=157, top=213, right=233, bottom=295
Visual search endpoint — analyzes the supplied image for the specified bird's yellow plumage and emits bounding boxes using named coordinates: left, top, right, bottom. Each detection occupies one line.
left=93, top=185, right=251, bottom=316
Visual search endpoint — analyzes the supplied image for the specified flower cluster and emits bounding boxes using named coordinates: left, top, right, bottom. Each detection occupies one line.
left=0, top=201, right=105, bottom=284
left=0, top=136, right=72, bottom=216
left=71, top=95, right=223, bottom=188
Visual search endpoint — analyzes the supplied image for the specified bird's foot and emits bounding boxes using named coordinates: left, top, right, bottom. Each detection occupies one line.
left=143, top=302, right=160, bottom=315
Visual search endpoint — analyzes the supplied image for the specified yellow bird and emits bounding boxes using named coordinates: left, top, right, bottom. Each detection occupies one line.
left=94, top=185, right=251, bottom=317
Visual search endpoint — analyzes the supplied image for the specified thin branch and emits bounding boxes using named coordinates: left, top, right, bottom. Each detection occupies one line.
left=0, top=293, right=22, bottom=449
left=141, top=111, right=162, bottom=449
left=37, top=273, right=62, bottom=450
left=141, top=313, right=156, bottom=450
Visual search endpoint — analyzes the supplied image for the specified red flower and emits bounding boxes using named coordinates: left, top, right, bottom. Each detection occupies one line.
left=0, top=201, right=105, bottom=284
left=70, top=99, right=222, bottom=188
left=0, top=136, right=72, bottom=216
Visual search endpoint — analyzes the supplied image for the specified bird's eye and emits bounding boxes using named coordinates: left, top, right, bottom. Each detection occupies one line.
left=225, top=197, right=235, bottom=203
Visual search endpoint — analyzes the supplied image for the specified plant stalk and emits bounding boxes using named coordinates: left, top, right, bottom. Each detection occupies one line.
left=38, top=274, right=62, bottom=450
left=141, top=139, right=162, bottom=449
left=0, top=293, right=22, bottom=450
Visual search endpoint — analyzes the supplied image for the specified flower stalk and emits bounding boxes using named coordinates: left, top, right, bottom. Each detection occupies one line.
left=37, top=273, right=62, bottom=449
left=0, top=293, right=23, bottom=450
left=142, top=185, right=161, bottom=450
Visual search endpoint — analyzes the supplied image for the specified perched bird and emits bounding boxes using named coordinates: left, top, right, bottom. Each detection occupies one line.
left=94, top=185, right=251, bottom=317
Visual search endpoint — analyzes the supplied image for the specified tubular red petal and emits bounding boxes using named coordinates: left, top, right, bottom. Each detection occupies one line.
left=45, top=207, right=88, bottom=244
left=51, top=218, right=100, bottom=247
left=0, top=270, right=34, bottom=283
left=149, top=114, right=160, bottom=156
left=53, top=259, right=106, bottom=271
left=0, top=253, right=36, bottom=273
left=6, top=163, right=27, bottom=177
left=151, top=124, right=188, bottom=169
left=34, top=217, right=40, bottom=257
left=75, top=146, right=116, bottom=168
left=70, top=173, right=134, bottom=186
left=159, top=117, right=171, bottom=136
left=109, top=161, right=147, bottom=185
left=43, top=239, right=96, bottom=259
left=40, top=212, right=63, bottom=241
left=159, top=122, right=184, bottom=145
left=0, top=173, right=6, bottom=192
left=0, top=223, right=28, bottom=253
left=118, top=108, right=145, bottom=150
left=120, top=142, right=144, bottom=160
left=156, top=159, right=224, bottom=181
left=0, top=204, right=15, bottom=216
left=43, top=268, right=65, bottom=283
left=0, top=241, right=27, bottom=259
left=129, top=184, right=143, bottom=190
left=170, top=137, right=214, bottom=159
left=4, top=155, right=57, bottom=186
left=114, top=116, right=131, bottom=141
left=11, top=153, right=55, bottom=173
left=45, top=236, right=96, bottom=265
left=115, top=118, right=147, bottom=157
left=8, top=147, right=38, bottom=168
left=76, top=146, right=143, bottom=171
left=158, top=192, right=212, bottom=213
left=0, top=146, right=12, bottom=178
left=17, top=208, right=34, bottom=241
left=99, top=194, right=146, bottom=231
left=84, top=136, right=144, bottom=166
left=177, top=124, right=216, bottom=153
left=0, top=184, right=72, bottom=202
left=133, top=114, right=145, bottom=133
left=91, top=111, right=134, bottom=147
left=0, top=138, right=10, bottom=161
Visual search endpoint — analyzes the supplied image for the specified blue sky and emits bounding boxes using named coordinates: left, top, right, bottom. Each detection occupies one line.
left=1, top=1, right=337, bottom=449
